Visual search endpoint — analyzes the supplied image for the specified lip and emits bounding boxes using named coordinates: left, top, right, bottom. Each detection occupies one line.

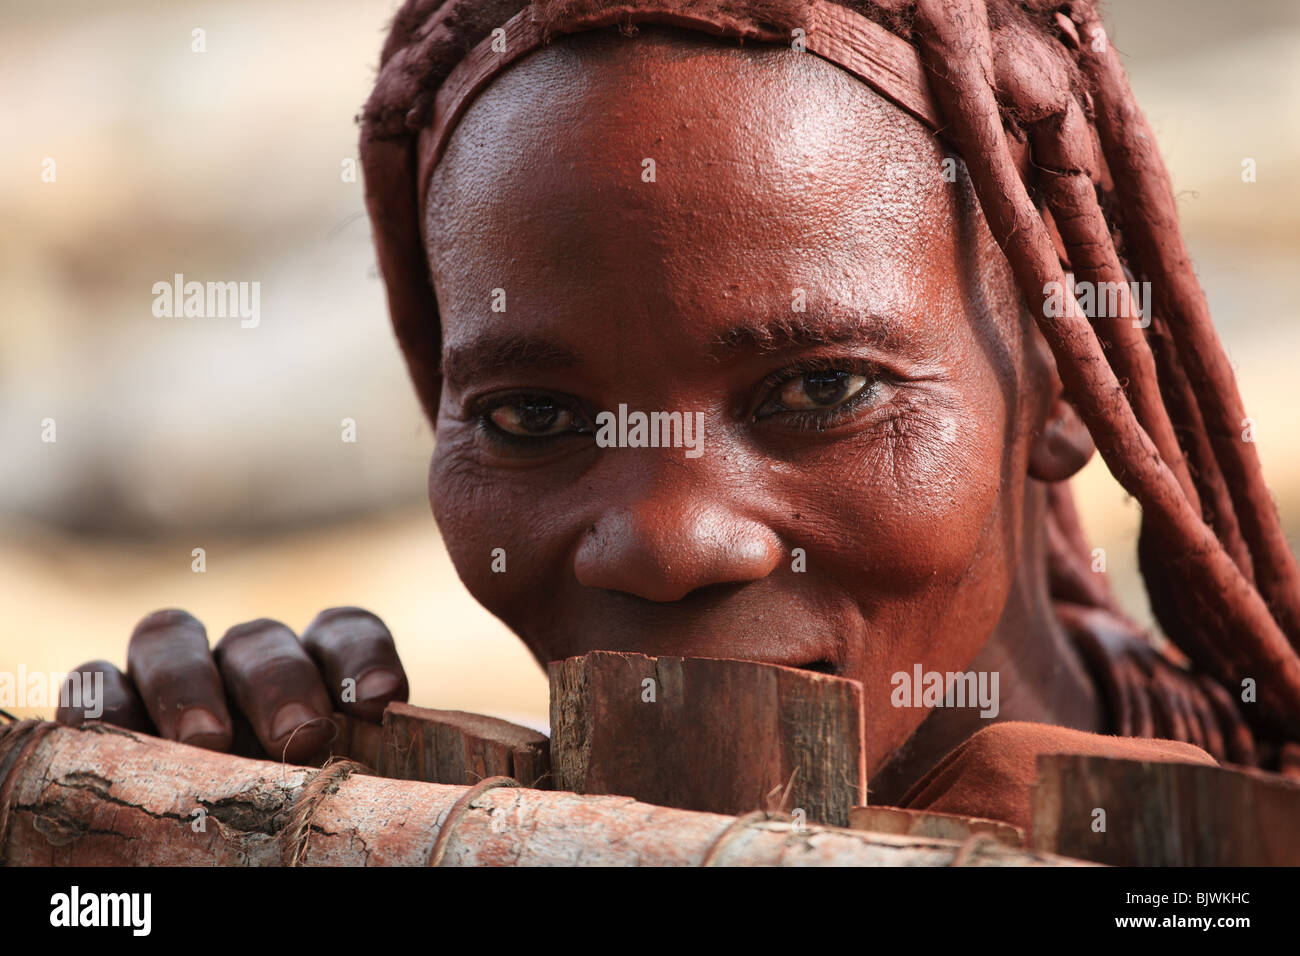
left=681, top=652, right=844, bottom=677
left=535, top=599, right=848, bottom=678
left=547, top=646, right=845, bottom=678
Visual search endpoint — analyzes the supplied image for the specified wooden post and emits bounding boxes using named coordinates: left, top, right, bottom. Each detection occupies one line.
left=374, top=703, right=550, bottom=788
left=549, top=651, right=866, bottom=826
left=1030, top=753, right=1300, bottom=865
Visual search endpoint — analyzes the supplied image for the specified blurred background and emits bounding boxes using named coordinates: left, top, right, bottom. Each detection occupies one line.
left=2, top=0, right=1298, bottom=731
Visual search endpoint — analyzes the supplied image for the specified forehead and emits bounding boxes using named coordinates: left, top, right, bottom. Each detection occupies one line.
left=425, top=26, right=973, bottom=356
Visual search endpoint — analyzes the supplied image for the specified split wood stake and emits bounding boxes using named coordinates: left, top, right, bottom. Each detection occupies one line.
left=549, top=651, right=867, bottom=826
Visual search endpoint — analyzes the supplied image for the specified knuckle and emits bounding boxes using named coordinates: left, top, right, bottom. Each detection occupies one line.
left=216, top=618, right=293, bottom=651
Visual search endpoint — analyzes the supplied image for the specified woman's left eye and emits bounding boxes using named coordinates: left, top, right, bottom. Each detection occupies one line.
left=754, top=365, right=894, bottom=426
left=774, top=370, right=870, bottom=411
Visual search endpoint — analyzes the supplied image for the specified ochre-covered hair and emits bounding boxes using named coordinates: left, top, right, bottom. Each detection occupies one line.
left=359, top=0, right=1300, bottom=772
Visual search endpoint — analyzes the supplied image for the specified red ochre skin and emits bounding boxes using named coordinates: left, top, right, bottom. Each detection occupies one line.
left=425, top=28, right=1104, bottom=798
left=61, top=28, right=1195, bottom=811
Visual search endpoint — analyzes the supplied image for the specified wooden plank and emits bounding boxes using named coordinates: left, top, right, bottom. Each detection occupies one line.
left=849, top=806, right=1023, bottom=847
left=1030, top=753, right=1300, bottom=865
left=549, top=651, right=866, bottom=826
left=376, top=703, right=550, bottom=788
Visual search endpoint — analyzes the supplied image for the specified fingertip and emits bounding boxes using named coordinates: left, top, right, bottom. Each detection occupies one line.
left=214, top=619, right=334, bottom=761
left=300, top=607, right=407, bottom=722
left=132, top=608, right=203, bottom=639
left=216, top=617, right=292, bottom=651
left=347, top=667, right=408, bottom=723
left=307, top=606, right=386, bottom=630
left=267, top=702, right=334, bottom=763
left=55, top=660, right=154, bottom=733
left=355, top=668, right=402, bottom=703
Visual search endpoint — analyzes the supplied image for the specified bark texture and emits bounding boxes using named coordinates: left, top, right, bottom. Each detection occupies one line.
left=0, top=720, right=1077, bottom=866
left=550, top=652, right=866, bottom=826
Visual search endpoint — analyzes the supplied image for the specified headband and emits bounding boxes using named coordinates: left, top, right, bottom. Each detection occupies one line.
left=362, top=0, right=1003, bottom=423
left=415, top=0, right=944, bottom=226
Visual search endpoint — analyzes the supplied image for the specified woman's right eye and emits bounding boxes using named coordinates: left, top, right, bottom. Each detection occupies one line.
left=484, top=397, right=582, bottom=438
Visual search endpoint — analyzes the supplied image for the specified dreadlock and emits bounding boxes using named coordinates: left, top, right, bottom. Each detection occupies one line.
left=359, top=0, right=1300, bottom=773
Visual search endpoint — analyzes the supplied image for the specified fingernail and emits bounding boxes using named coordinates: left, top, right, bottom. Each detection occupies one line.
left=176, top=708, right=227, bottom=748
left=270, top=701, right=321, bottom=741
left=356, top=669, right=401, bottom=702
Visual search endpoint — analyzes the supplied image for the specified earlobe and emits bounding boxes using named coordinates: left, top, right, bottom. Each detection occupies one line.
left=1028, top=397, right=1096, bottom=482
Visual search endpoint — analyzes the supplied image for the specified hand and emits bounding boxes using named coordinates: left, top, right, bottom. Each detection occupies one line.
left=55, top=607, right=409, bottom=764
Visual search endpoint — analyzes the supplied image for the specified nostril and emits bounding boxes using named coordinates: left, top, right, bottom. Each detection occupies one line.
left=600, top=578, right=750, bottom=608
left=573, top=506, right=783, bottom=601
left=675, top=579, right=748, bottom=604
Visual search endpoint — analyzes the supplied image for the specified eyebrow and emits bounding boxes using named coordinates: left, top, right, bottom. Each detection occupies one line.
left=441, top=334, right=581, bottom=392
left=441, top=313, right=904, bottom=390
left=707, top=312, right=902, bottom=361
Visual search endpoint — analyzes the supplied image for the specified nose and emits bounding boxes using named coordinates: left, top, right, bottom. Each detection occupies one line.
left=574, top=494, right=783, bottom=603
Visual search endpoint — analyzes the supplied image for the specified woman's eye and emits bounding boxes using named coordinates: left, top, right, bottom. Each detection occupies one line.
left=775, top=370, right=870, bottom=411
left=487, top=398, right=578, bottom=437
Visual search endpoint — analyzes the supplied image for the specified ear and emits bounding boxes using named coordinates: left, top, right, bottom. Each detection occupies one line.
left=1028, top=396, right=1095, bottom=482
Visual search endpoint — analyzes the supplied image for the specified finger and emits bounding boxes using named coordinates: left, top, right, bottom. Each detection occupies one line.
left=301, top=607, right=409, bottom=723
left=127, top=609, right=232, bottom=751
left=214, top=619, right=335, bottom=763
left=55, top=660, right=154, bottom=733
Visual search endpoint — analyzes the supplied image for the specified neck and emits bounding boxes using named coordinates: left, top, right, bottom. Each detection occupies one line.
left=868, top=479, right=1105, bottom=805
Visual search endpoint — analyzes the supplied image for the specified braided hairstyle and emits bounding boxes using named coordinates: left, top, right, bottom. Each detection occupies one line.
left=359, top=0, right=1300, bottom=772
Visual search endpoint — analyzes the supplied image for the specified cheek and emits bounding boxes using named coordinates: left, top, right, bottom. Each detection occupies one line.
left=784, top=387, right=1020, bottom=765
left=799, top=385, right=1011, bottom=596
left=428, top=425, right=580, bottom=654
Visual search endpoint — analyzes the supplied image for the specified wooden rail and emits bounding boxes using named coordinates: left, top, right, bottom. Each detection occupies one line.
left=0, top=719, right=1076, bottom=867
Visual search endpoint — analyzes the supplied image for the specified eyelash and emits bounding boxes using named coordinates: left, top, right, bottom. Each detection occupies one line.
left=754, top=358, right=889, bottom=428
left=470, top=392, right=590, bottom=447
left=467, top=357, right=891, bottom=447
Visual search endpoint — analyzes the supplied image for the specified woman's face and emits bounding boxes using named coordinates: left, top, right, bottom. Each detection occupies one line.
left=424, top=28, right=1058, bottom=772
